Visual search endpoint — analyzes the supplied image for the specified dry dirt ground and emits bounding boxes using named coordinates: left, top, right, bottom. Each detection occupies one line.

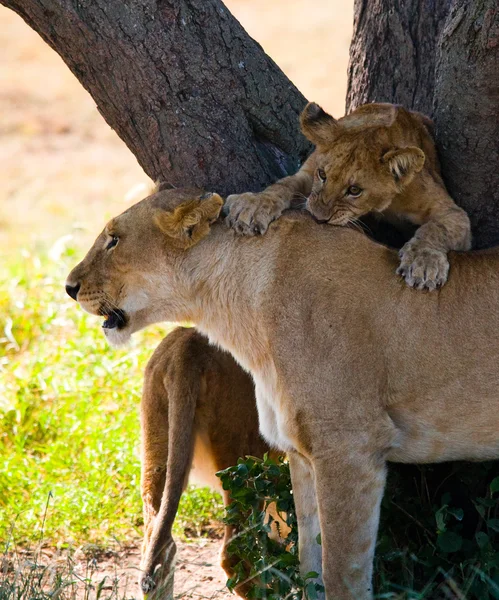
left=1, top=1, right=352, bottom=596
left=88, top=541, right=233, bottom=599
left=8, top=540, right=232, bottom=599
left=81, top=540, right=233, bottom=599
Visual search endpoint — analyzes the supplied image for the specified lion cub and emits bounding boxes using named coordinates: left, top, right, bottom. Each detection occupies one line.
left=225, top=102, right=471, bottom=291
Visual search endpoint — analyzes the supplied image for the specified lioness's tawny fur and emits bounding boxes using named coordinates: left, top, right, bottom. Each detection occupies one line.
left=225, top=102, right=471, bottom=290
left=139, top=326, right=270, bottom=598
left=67, top=188, right=499, bottom=599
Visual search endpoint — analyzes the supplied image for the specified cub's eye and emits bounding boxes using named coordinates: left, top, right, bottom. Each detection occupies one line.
left=317, top=168, right=327, bottom=183
left=346, top=185, right=362, bottom=197
left=106, top=235, right=119, bottom=250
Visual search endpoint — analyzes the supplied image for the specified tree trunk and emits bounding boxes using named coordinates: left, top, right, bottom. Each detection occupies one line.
left=347, top=0, right=499, bottom=249
left=1, top=0, right=312, bottom=196
left=433, top=0, right=499, bottom=248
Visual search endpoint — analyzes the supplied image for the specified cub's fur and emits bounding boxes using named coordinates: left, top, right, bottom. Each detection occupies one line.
left=67, top=188, right=499, bottom=599
left=225, top=102, right=471, bottom=290
left=140, top=327, right=270, bottom=598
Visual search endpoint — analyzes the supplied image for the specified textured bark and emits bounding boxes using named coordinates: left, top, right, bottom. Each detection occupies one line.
left=433, top=0, right=499, bottom=248
left=2, top=0, right=311, bottom=196
left=347, top=0, right=450, bottom=116
left=347, top=0, right=499, bottom=248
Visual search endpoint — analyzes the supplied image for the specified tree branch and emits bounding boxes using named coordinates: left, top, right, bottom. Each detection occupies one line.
left=2, top=0, right=312, bottom=195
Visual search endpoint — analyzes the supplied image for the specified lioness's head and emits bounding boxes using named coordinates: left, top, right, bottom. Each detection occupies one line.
left=65, top=188, right=223, bottom=346
left=301, top=102, right=429, bottom=225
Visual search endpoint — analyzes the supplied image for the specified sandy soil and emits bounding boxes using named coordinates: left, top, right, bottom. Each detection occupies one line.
left=7, top=540, right=231, bottom=600
left=78, top=540, right=233, bottom=599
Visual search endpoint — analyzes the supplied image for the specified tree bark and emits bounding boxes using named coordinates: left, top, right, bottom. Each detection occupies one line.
left=1, top=0, right=311, bottom=196
left=347, top=0, right=450, bottom=116
left=347, top=0, right=499, bottom=248
left=433, top=0, right=499, bottom=248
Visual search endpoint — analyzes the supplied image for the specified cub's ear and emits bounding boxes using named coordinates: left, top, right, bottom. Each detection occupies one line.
left=156, top=193, right=224, bottom=248
left=300, top=102, right=338, bottom=147
left=382, top=147, right=426, bottom=185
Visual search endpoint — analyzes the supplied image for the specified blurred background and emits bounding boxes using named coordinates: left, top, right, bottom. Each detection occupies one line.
left=0, top=1, right=352, bottom=596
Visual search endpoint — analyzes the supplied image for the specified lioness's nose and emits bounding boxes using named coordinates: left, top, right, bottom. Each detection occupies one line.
left=65, top=282, right=80, bottom=301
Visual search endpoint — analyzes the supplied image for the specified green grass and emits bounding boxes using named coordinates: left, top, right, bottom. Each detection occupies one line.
left=0, top=243, right=223, bottom=549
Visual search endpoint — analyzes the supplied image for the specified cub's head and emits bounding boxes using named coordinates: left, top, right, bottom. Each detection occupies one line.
left=301, top=102, right=433, bottom=225
left=65, top=187, right=223, bottom=346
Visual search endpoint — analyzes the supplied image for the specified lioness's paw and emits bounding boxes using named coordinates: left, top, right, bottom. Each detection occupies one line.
left=140, top=574, right=156, bottom=595
left=224, top=192, right=286, bottom=236
left=397, top=243, right=449, bottom=291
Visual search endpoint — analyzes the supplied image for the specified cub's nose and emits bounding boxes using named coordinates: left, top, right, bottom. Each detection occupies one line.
left=65, top=282, right=81, bottom=301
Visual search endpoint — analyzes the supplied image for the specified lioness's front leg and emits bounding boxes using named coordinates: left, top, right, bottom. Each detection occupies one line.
left=312, top=438, right=387, bottom=600
left=288, top=452, right=324, bottom=597
left=225, top=154, right=316, bottom=235
left=398, top=205, right=471, bottom=290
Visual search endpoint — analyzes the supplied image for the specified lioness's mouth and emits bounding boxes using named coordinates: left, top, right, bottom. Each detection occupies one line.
left=101, top=309, right=128, bottom=330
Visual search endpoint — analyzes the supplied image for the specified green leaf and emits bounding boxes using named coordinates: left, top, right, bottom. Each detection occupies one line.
left=236, top=463, right=249, bottom=477
left=477, top=497, right=497, bottom=508
left=448, top=507, right=464, bottom=521
left=437, top=531, right=463, bottom=553
left=304, top=582, right=319, bottom=600
left=490, top=477, right=499, bottom=493
left=435, top=505, right=448, bottom=531
left=476, top=531, right=490, bottom=548
left=488, top=519, right=499, bottom=532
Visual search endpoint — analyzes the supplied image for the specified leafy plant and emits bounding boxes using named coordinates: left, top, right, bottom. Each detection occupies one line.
left=219, top=457, right=499, bottom=599
left=377, top=462, right=499, bottom=599
left=217, top=455, right=323, bottom=600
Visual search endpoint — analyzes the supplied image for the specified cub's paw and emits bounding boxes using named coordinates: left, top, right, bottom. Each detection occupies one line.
left=397, top=243, right=449, bottom=291
left=224, top=192, right=286, bottom=235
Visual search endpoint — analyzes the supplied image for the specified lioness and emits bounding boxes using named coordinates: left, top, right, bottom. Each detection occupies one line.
left=140, top=326, right=270, bottom=598
left=66, top=188, right=499, bottom=600
left=225, top=102, right=471, bottom=291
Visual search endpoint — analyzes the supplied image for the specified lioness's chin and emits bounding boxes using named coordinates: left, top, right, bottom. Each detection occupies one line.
left=103, top=325, right=133, bottom=347
left=101, top=310, right=157, bottom=347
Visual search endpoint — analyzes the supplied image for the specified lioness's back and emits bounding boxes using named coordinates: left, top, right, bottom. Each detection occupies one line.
left=261, top=213, right=499, bottom=394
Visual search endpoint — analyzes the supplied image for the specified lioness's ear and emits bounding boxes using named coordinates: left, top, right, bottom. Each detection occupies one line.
left=300, top=102, right=338, bottom=147
left=382, top=147, right=426, bottom=185
left=156, top=193, right=224, bottom=248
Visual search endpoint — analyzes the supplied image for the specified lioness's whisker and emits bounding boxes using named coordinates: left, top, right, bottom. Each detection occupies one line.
left=100, top=291, right=121, bottom=312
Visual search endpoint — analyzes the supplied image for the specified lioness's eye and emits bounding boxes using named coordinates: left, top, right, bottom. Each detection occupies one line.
left=317, top=168, right=327, bottom=183
left=346, top=185, right=362, bottom=197
left=106, top=236, right=119, bottom=250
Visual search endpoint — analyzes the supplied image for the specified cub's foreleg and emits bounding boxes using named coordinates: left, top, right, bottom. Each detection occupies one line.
left=224, top=153, right=316, bottom=235
left=398, top=203, right=471, bottom=290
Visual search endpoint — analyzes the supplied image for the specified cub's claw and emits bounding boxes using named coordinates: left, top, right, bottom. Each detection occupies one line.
left=224, top=192, right=285, bottom=236
left=397, top=243, right=449, bottom=291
